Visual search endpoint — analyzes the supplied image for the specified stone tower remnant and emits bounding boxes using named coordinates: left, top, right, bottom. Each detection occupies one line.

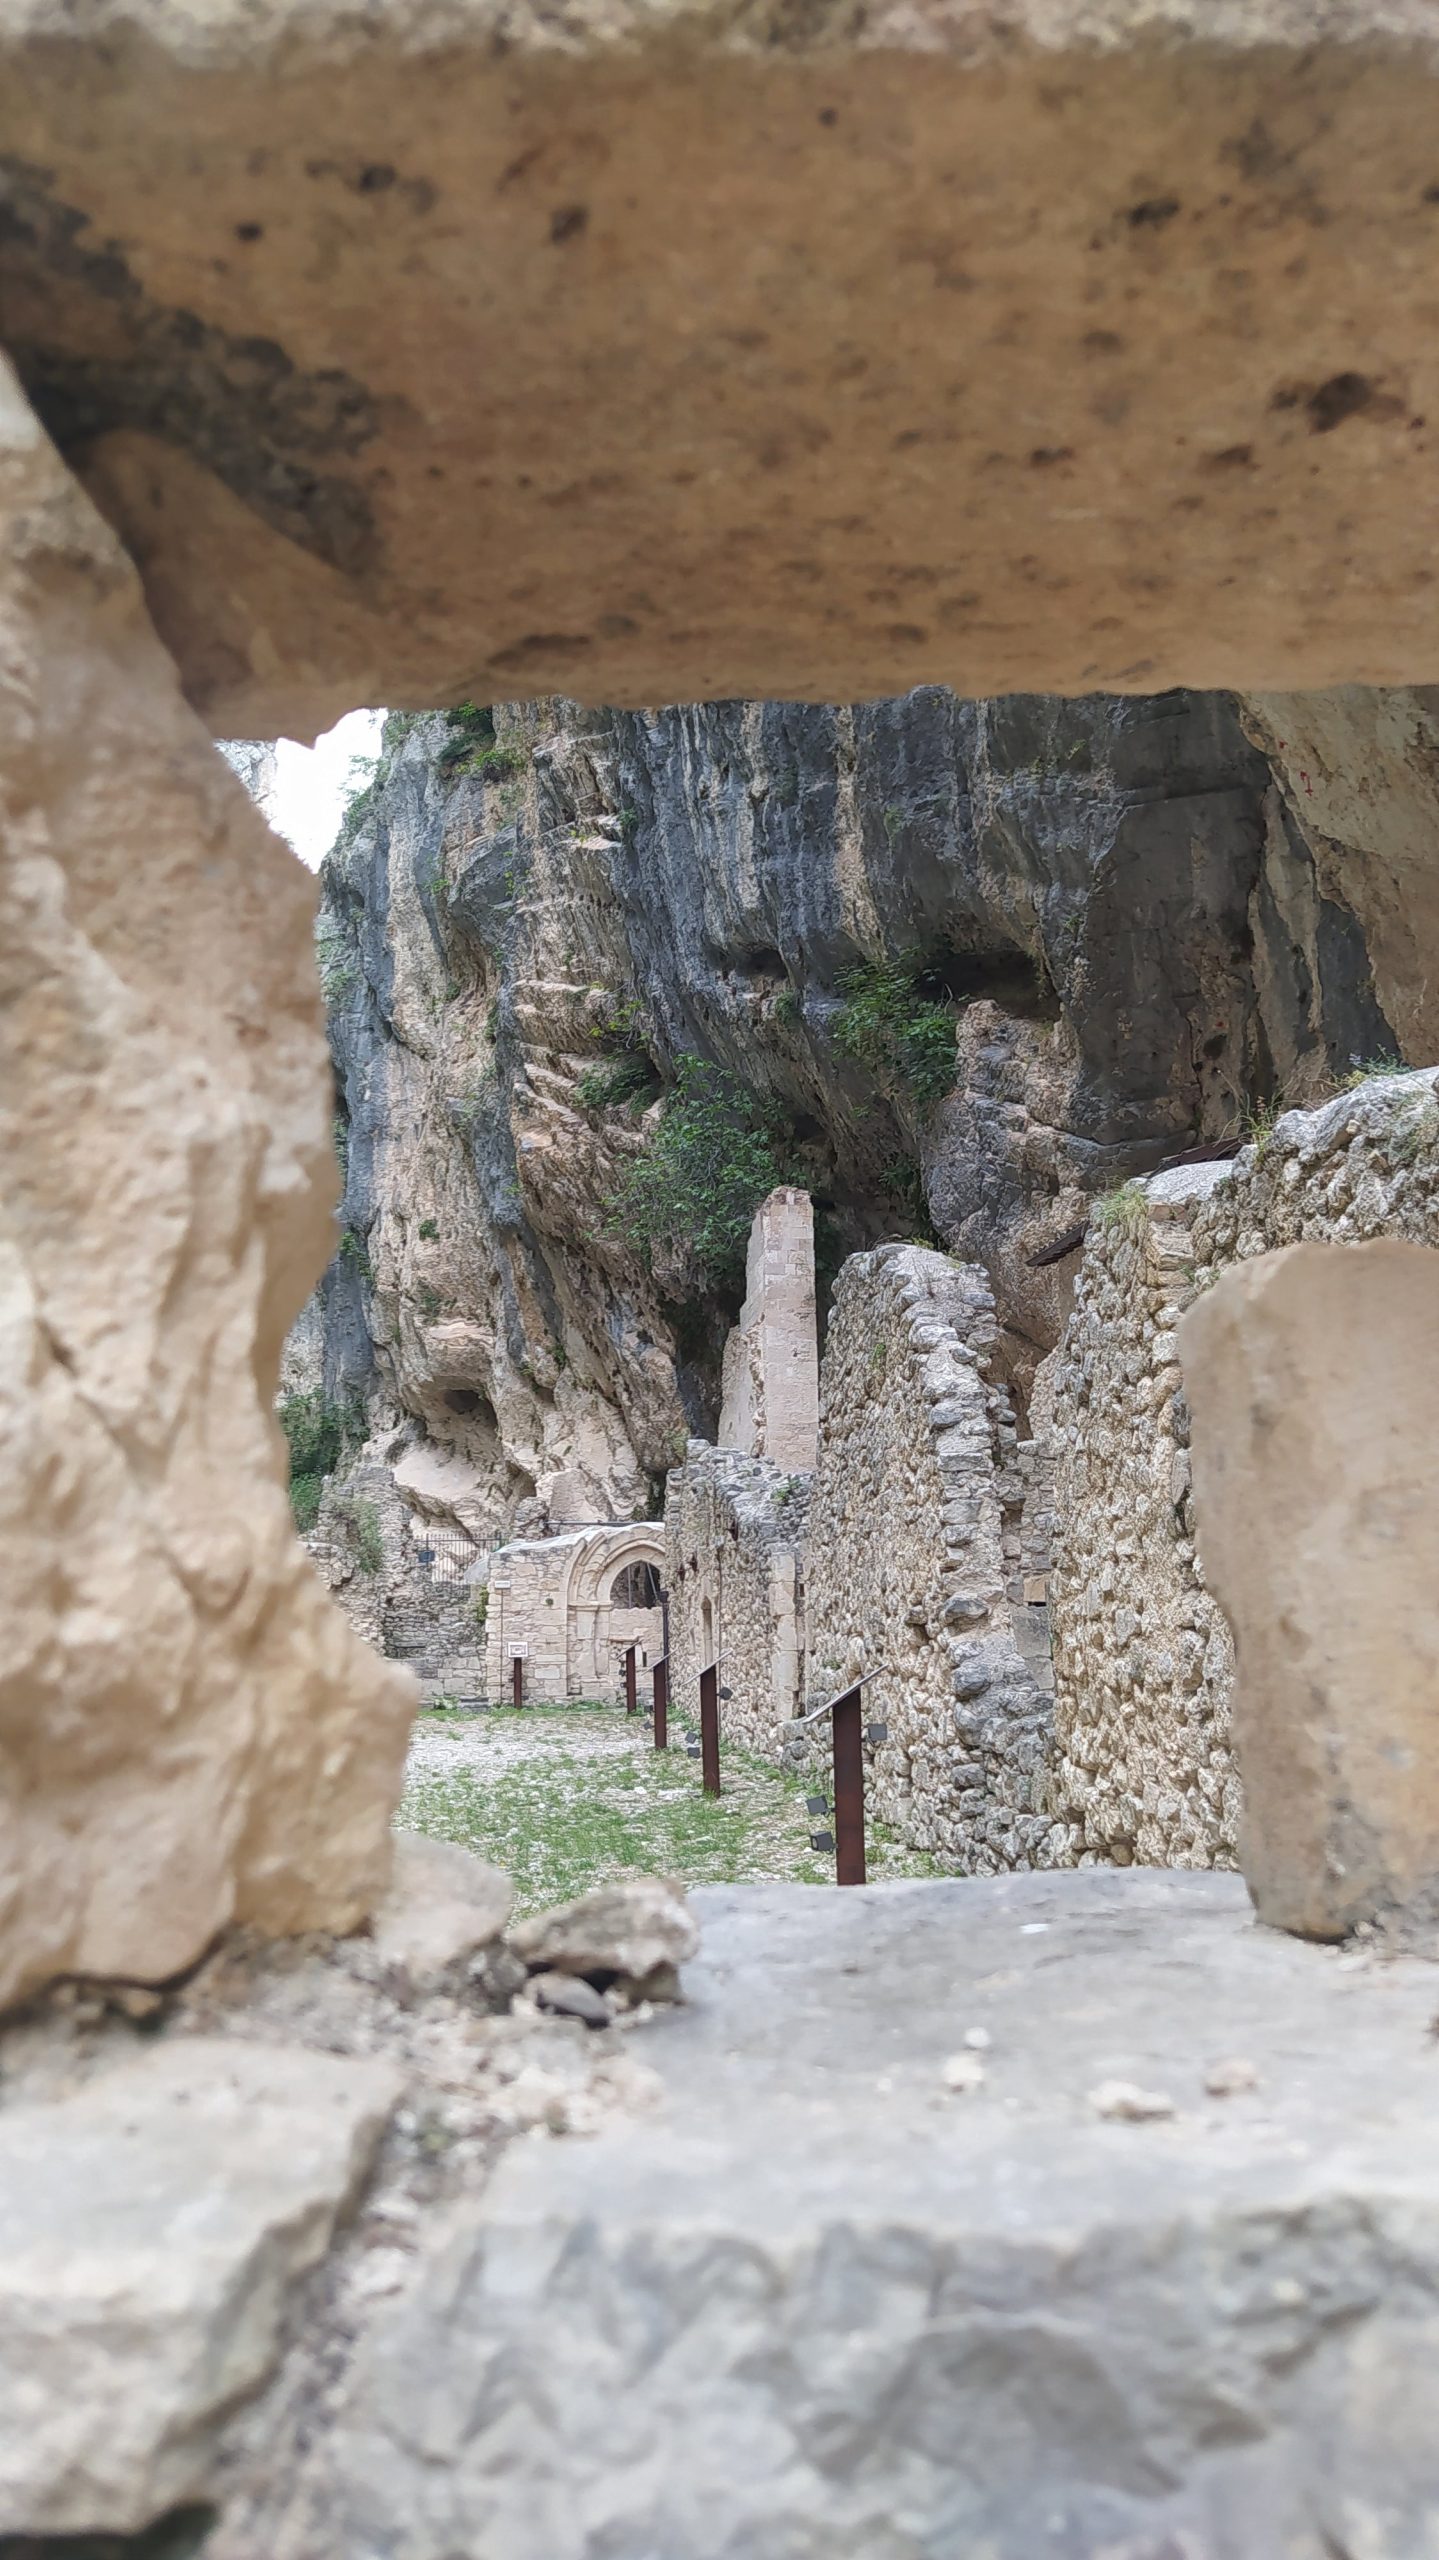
left=718, top=1187, right=820, bottom=1474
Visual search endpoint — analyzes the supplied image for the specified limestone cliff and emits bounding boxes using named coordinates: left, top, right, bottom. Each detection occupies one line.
left=298, top=685, right=1411, bottom=1542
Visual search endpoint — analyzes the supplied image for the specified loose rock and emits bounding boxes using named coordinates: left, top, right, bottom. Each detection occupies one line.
left=508, top=1877, right=697, bottom=2004
left=1204, top=2056, right=1259, bottom=2097
left=371, top=1833, right=512, bottom=1994
left=528, top=1972, right=616, bottom=2031
left=1087, top=2079, right=1177, bottom=2122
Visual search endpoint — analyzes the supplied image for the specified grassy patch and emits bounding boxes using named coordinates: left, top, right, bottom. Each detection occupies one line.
left=398, top=1702, right=939, bottom=1914
left=1091, top=1179, right=1149, bottom=1239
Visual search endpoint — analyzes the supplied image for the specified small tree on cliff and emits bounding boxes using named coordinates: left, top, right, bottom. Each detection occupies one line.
left=607, top=1057, right=790, bottom=1297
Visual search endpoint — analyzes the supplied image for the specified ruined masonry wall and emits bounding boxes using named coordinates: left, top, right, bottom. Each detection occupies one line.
left=309, top=1468, right=489, bottom=1700
left=665, top=1447, right=810, bottom=1759
left=807, top=1247, right=1074, bottom=1874
left=1048, top=1068, right=1439, bottom=1868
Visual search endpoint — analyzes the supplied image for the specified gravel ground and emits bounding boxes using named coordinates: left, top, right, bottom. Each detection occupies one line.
left=399, top=1702, right=940, bottom=1915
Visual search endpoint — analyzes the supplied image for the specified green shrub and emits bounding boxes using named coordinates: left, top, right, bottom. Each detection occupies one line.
left=464, top=744, right=523, bottom=782
left=1241, top=1095, right=1283, bottom=1162
left=289, top=1471, right=325, bottom=1534
left=436, top=701, right=497, bottom=768
left=278, top=1387, right=347, bottom=1484
left=607, top=1057, right=792, bottom=1293
left=472, top=1587, right=489, bottom=1631
left=832, top=954, right=957, bottom=1114
left=418, top=1218, right=439, bottom=1240
left=1340, top=1054, right=1405, bottom=1089
left=336, top=1495, right=384, bottom=1575
left=339, top=1228, right=371, bottom=1278
left=277, top=1388, right=365, bottom=1534
left=436, top=705, right=523, bottom=782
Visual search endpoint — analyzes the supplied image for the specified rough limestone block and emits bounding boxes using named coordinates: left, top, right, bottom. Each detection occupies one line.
left=0, top=358, right=415, bottom=2008
left=6, top=6, right=1439, bottom=729
left=508, top=1876, right=698, bottom=1997
left=0, top=2037, right=400, bottom=2534
left=1180, top=1238, right=1439, bottom=1940
left=371, top=1832, right=513, bottom=1991
left=326, top=1873, right=1439, bottom=2559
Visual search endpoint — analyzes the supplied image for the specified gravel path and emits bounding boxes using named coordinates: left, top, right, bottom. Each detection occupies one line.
left=398, top=1702, right=940, bottom=1915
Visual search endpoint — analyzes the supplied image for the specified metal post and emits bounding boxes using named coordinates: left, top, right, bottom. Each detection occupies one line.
left=653, top=1654, right=668, bottom=1750
left=625, top=1643, right=638, bottom=1715
left=699, top=1661, right=721, bottom=1797
left=512, top=1654, right=524, bottom=1709
left=831, top=1682, right=866, bottom=1885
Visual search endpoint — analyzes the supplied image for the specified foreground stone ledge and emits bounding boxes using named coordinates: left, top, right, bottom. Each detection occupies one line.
left=7, top=5, right=1439, bottom=727
left=323, top=1871, right=1439, bottom=2560
left=0, top=2037, right=400, bottom=2535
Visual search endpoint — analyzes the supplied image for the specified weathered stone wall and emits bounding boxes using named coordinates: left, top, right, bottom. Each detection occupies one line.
left=1048, top=1069, right=1439, bottom=1868
left=807, top=1247, right=1073, bottom=1873
left=665, top=1445, right=810, bottom=1760
left=308, top=1466, right=491, bottom=1702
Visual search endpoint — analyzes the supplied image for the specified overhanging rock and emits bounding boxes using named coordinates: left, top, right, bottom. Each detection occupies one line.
left=325, top=1871, right=1439, bottom=2559
left=6, top=4, right=1439, bottom=729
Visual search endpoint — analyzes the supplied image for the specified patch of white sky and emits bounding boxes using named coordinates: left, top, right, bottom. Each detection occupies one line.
left=270, top=706, right=386, bottom=869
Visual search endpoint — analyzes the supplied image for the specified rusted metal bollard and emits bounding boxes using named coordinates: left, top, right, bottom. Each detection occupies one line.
left=699, top=1661, right=721, bottom=1796
left=652, top=1654, right=668, bottom=1750
left=830, top=1684, right=866, bottom=1886
left=798, top=1670, right=884, bottom=1886
left=624, top=1643, right=638, bottom=1716
left=512, top=1655, right=524, bottom=1709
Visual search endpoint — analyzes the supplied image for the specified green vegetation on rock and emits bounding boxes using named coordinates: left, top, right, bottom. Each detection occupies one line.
left=1091, top=1179, right=1149, bottom=1239
left=832, top=953, right=958, bottom=1114
left=607, top=1056, right=792, bottom=1293
left=277, top=1387, right=365, bottom=1534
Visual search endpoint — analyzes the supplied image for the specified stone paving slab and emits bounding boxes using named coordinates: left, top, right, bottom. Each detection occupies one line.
left=330, top=1869, right=1439, bottom=2559
left=0, top=2038, right=400, bottom=2535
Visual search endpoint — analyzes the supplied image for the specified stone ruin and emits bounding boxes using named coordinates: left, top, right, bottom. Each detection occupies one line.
left=691, top=1089, right=1439, bottom=1915
left=717, top=1185, right=820, bottom=1474
left=668, top=1202, right=1066, bottom=1868
left=483, top=1522, right=665, bottom=1706
left=8, top=2, right=1439, bottom=2542
left=302, top=1450, right=665, bottom=1708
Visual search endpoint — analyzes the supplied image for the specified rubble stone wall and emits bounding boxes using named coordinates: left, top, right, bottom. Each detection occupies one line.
left=807, top=1247, right=1073, bottom=1873
left=1048, top=1069, right=1439, bottom=1868
left=665, top=1446, right=810, bottom=1759
left=309, top=1467, right=490, bottom=1701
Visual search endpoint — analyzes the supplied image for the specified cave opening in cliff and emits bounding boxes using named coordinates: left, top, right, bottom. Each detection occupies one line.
left=914, top=939, right=1060, bottom=1024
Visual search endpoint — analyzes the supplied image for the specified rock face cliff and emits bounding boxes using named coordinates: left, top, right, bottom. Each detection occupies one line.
left=300, top=685, right=1411, bottom=1542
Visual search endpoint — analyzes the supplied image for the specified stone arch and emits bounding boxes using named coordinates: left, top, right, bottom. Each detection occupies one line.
left=610, top=1560, right=664, bottom=1610
left=567, top=1525, right=666, bottom=1616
